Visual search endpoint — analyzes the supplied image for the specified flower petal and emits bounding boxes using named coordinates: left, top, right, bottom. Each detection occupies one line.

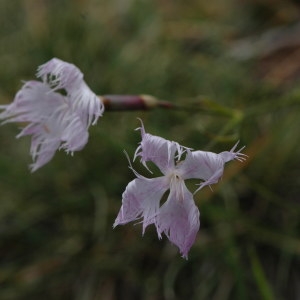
left=134, top=120, right=182, bottom=174
left=178, top=149, right=225, bottom=192
left=219, top=141, right=248, bottom=163
left=37, top=58, right=84, bottom=91
left=29, top=137, right=61, bottom=172
left=156, top=179, right=200, bottom=259
left=17, top=105, right=89, bottom=172
left=0, top=81, right=63, bottom=124
left=179, top=142, right=247, bottom=192
left=60, top=111, right=89, bottom=152
left=37, top=58, right=104, bottom=127
left=113, top=176, right=169, bottom=234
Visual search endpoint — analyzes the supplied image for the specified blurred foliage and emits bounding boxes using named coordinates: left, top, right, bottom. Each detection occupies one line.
left=1, top=0, right=300, bottom=299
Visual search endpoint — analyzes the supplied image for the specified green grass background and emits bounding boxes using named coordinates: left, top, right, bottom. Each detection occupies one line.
left=1, top=0, right=300, bottom=299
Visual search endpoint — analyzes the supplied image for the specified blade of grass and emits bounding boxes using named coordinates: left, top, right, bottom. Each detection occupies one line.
left=248, top=245, right=275, bottom=300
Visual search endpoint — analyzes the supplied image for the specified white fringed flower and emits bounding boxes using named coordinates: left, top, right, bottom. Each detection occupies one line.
left=114, top=120, right=247, bottom=258
left=0, top=58, right=104, bottom=171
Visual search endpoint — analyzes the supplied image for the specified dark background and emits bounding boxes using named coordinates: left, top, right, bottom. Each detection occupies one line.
left=1, top=0, right=300, bottom=299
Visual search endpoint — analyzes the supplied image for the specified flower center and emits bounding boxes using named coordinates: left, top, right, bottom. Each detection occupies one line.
left=166, top=169, right=182, bottom=182
left=167, top=170, right=185, bottom=203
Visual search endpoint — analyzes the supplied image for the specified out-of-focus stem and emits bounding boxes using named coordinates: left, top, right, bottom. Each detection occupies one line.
left=99, top=94, right=177, bottom=111
left=99, top=95, right=244, bottom=132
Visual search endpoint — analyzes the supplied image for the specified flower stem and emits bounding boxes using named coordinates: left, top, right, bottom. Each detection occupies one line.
left=99, top=94, right=177, bottom=111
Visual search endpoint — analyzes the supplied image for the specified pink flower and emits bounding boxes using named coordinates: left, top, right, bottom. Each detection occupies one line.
left=114, top=120, right=246, bottom=258
left=0, top=58, right=104, bottom=171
